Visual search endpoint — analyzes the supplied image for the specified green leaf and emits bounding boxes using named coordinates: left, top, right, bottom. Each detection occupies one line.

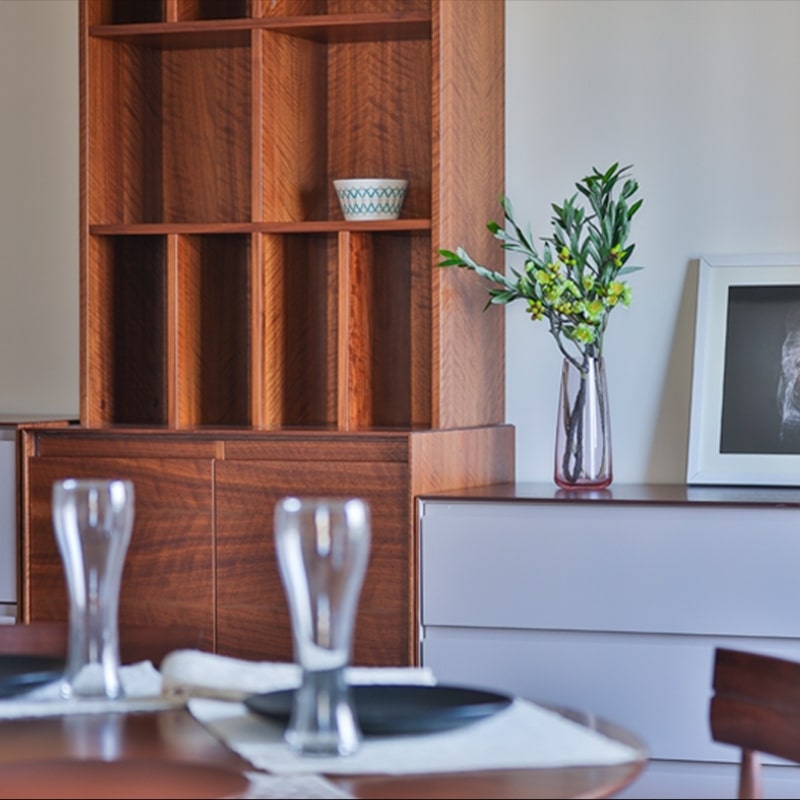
left=438, top=162, right=643, bottom=353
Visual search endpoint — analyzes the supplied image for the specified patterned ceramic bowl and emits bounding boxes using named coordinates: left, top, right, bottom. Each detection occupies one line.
left=333, top=178, right=408, bottom=221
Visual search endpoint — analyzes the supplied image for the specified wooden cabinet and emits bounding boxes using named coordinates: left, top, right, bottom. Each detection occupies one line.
left=22, top=426, right=513, bottom=664
left=79, top=0, right=505, bottom=431
left=20, top=0, right=512, bottom=666
left=22, top=437, right=217, bottom=650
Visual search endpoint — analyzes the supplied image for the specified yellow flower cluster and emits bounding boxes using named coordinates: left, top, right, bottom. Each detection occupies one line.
left=525, top=249, right=633, bottom=346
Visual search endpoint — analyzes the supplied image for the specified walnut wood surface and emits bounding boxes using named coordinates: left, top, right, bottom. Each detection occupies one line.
left=215, top=457, right=410, bottom=665
left=24, top=455, right=216, bottom=652
left=0, top=705, right=645, bottom=799
left=54, top=0, right=512, bottom=675
left=21, top=426, right=514, bottom=665
left=80, top=0, right=503, bottom=431
left=0, top=622, right=201, bottom=668
left=710, top=647, right=800, bottom=799
left=419, top=481, right=800, bottom=507
left=434, top=0, right=505, bottom=429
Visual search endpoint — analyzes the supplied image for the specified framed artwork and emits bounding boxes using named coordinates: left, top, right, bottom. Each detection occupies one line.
left=687, top=253, right=800, bottom=486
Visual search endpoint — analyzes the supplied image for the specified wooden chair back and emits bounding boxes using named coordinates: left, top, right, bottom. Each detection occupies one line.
left=710, top=647, right=800, bottom=799
left=0, top=622, right=202, bottom=668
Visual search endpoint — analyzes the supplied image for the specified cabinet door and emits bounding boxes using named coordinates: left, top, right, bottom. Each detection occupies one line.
left=25, top=457, right=215, bottom=651
left=216, top=458, right=411, bottom=666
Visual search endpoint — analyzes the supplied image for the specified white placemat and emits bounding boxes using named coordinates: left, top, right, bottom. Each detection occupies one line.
left=242, top=772, right=353, bottom=799
left=188, top=695, right=642, bottom=776
left=0, top=660, right=176, bottom=719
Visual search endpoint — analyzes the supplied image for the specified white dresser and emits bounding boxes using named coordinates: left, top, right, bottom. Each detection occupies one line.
left=0, top=428, right=16, bottom=622
left=0, top=416, right=76, bottom=625
left=418, top=483, right=800, bottom=799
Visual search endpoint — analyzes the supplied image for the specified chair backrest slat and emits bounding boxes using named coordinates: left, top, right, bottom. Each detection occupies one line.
left=710, top=647, right=800, bottom=799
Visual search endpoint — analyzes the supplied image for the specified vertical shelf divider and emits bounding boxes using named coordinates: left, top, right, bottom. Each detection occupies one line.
left=249, top=232, right=265, bottom=428
left=260, top=234, right=286, bottom=428
left=250, top=27, right=265, bottom=427
left=164, top=0, right=179, bottom=23
left=337, top=230, right=373, bottom=431
left=166, top=233, right=180, bottom=428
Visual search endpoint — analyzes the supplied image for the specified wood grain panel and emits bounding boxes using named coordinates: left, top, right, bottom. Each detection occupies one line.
left=69, top=2, right=511, bottom=674
left=163, top=44, right=251, bottom=222
left=272, top=234, right=337, bottom=426
left=338, top=231, right=373, bottom=429
left=107, top=1, right=164, bottom=25
left=433, top=0, right=505, bottom=428
left=409, top=231, right=433, bottom=426
left=327, top=35, right=431, bottom=220
left=31, top=432, right=218, bottom=460
left=257, top=0, right=327, bottom=17
left=83, top=236, right=113, bottom=426
left=87, top=36, right=163, bottom=224
left=24, top=457, right=215, bottom=651
left=215, top=458, right=411, bottom=665
left=409, top=425, right=516, bottom=499
left=221, top=434, right=409, bottom=462
left=338, top=231, right=430, bottom=429
left=111, top=237, right=168, bottom=425
left=369, top=232, right=420, bottom=426
left=327, top=0, right=429, bottom=13
left=258, top=234, right=285, bottom=427
left=260, top=31, right=327, bottom=221
left=175, top=235, right=251, bottom=427
left=84, top=235, right=169, bottom=426
left=175, top=0, right=249, bottom=21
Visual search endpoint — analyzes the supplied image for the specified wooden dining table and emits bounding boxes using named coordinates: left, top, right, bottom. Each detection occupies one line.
left=0, top=702, right=647, bottom=799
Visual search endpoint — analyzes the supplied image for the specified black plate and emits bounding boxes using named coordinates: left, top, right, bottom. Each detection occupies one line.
left=0, top=654, right=65, bottom=698
left=245, top=683, right=512, bottom=736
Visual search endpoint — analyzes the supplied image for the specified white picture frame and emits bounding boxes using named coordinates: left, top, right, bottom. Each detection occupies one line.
left=687, top=253, right=800, bottom=486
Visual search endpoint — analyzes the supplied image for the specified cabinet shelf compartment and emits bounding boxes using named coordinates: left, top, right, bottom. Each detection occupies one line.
left=174, top=0, right=251, bottom=20
left=260, top=233, right=338, bottom=428
left=95, top=0, right=251, bottom=25
left=87, top=37, right=251, bottom=226
left=259, top=1, right=430, bottom=19
left=175, top=235, right=252, bottom=428
left=100, top=0, right=165, bottom=25
left=259, top=230, right=431, bottom=431
left=338, top=230, right=432, bottom=430
left=85, top=235, right=168, bottom=427
left=259, top=23, right=431, bottom=223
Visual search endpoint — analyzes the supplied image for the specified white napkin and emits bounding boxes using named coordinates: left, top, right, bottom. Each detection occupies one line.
left=189, top=695, right=642, bottom=776
left=0, top=660, right=177, bottom=719
left=159, top=649, right=436, bottom=702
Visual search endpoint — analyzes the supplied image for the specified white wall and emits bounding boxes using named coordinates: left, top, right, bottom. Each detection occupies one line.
left=505, top=0, right=800, bottom=483
left=2, top=0, right=799, bottom=485
left=0, top=0, right=78, bottom=416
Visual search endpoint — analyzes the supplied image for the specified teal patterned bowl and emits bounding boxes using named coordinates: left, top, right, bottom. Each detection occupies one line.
left=334, top=178, right=408, bottom=221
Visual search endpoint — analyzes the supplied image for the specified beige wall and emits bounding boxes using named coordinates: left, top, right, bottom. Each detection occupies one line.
left=505, top=0, right=800, bottom=483
left=2, top=1, right=799, bottom=484
left=0, top=0, right=78, bottom=416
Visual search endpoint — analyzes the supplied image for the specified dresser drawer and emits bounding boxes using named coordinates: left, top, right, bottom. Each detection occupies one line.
left=419, top=499, right=800, bottom=638
left=421, top=626, right=800, bottom=763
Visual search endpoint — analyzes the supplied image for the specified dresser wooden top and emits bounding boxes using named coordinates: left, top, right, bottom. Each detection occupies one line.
left=420, top=482, right=800, bottom=508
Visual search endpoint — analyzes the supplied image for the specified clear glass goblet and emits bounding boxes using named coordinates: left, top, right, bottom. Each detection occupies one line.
left=274, top=496, right=371, bottom=757
left=52, top=478, right=134, bottom=700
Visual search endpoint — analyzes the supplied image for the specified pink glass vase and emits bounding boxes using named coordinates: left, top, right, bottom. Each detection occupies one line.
left=554, top=353, right=612, bottom=489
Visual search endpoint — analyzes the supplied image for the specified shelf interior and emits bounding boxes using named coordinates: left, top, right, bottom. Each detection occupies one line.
left=86, top=235, right=168, bottom=427
left=87, top=39, right=251, bottom=225
left=176, top=235, right=252, bottom=427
